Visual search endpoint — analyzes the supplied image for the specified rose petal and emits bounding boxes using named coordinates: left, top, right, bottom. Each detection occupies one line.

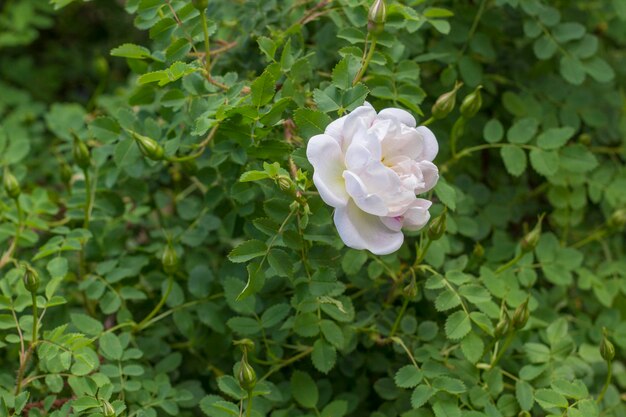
left=341, top=104, right=376, bottom=151
left=306, top=134, right=349, bottom=208
left=402, top=199, right=432, bottom=231
left=325, top=117, right=345, bottom=144
left=381, top=125, right=424, bottom=161
left=417, top=126, right=439, bottom=161
left=415, top=161, right=439, bottom=194
left=334, top=200, right=404, bottom=255
left=343, top=171, right=389, bottom=216
left=378, top=107, right=417, bottom=128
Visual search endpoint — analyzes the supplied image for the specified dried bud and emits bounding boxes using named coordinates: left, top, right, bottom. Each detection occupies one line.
left=23, top=264, right=40, bottom=293
left=162, top=244, right=178, bottom=275
left=460, top=85, right=483, bottom=119
left=131, top=131, right=165, bottom=161
left=3, top=168, right=21, bottom=200
left=607, top=208, right=626, bottom=229
left=367, top=0, right=386, bottom=36
left=427, top=211, right=447, bottom=241
left=238, top=358, right=257, bottom=393
left=600, top=328, right=615, bottom=362
left=511, top=299, right=529, bottom=330
left=192, top=0, right=208, bottom=10
left=494, top=314, right=510, bottom=339
left=431, top=81, right=462, bottom=119
left=521, top=214, right=544, bottom=253
left=73, top=136, right=91, bottom=170
left=101, top=400, right=116, bottom=417
left=473, top=242, right=484, bottom=258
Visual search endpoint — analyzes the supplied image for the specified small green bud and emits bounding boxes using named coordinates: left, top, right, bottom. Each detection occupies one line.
left=494, top=314, right=510, bottom=339
left=518, top=412, right=531, bottom=417
left=192, top=0, right=208, bottom=10
left=367, top=0, right=386, bottom=35
left=131, top=131, right=165, bottom=161
left=60, top=163, right=73, bottom=185
left=277, top=176, right=293, bottom=191
left=600, top=328, right=615, bottom=362
left=403, top=278, right=418, bottom=299
left=431, top=81, right=462, bottom=119
left=162, top=244, right=178, bottom=275
left=23, top=264, right=40, bottom=293
left=607, top=208, right=626, bottom=229
left=101, top=400, right=116, bottom=417
left=578, top=133, right=592, bottom=146
left=238, top=359, right=257, bottom=392
left=520, top=214, right=544, bottom=253
left=460, top=85, right=483, bottom=119
left=473, top=242, right=485, bottom=258
left=73, top=136, right=91, bottom=170
left=93, top=56, right=109, bottom=79
left=511, top=299, right=529, bottom=330
left=3, top=168, right=21, bottom=200
left=427, top=211, right=447, bottom=241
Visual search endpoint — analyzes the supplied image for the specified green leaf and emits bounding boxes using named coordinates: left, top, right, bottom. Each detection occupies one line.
left=537, top=127, right=576, bottom=150
left=507, top=118, right=539, bottom=144
left=445, top=310, right=471, bottom=340
left=559, top=144, right=598, bottom=172
left=432, top=376, right=466, bottom=394
left=411, top=385, right=434, bottom=409
left=71, top=313, right=104, bottom=336
left=291, top=371, right=318, bottom=409
left=295, top=109, right=331, bottom=138
left=535, top=388, right=569, bottom=409
left=261, top=303, right=290, bottom=328
left=529, top=148, right=559, bottom=177
left=483, top=119, right=504, bottom=143
left=110, top=43, right=151, bottom=59
left=583, top=57, right=615, bottom=83
left=99, top=332, right=123, bottom=360
left=217, top=375, right=246, bottom=400
left=257, top=36, right=277, bottom=61
left=314, top=86, right=342, bottom=113
left=226, top=317, right=261, bottom=335
left=341, top=84, right=369, bottom=111
left=46, top=257, right=68, bottom=279
left=553, top=22, right=585, bottom=42
left=228, top=240, right=267, bottom=263
left=435, top=289, right=461, bottom=312
left=311, top=338, right=336, bottom=374
left=434, top=180, right=457, bottom=211
left=533, top=35, right=557, bottom=60
left=320, top=320, right=344, bottom=349
left=321, top=400, right=348, bottom=417
left=516, top=380, right=534, bottom=411
left=394, top=365, right=423, bottom=388
left=500, top=146, right=527, bottom=177
left=560, top=56, right=586, bottom=85
left=251, top=70, right=276, bottom=107
left=461, top=332, right=484, bottom=364
left=432, top=399, right=461, bottom=417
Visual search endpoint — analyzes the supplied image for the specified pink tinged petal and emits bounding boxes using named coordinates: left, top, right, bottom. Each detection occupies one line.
left=380, top=215, right=404, bottom=232
left=402, top=199, right=432, bottom=231
left=306, top=134, right=349, bottom=208
left=415, top=161, right=439, bottom=194
left=334, top=200, right=404, bottom=255
left=378, top=108, right=417, bottom=128
left=343, top=171, right=389, bottom=216
left=417, top=126, right=439, bottom=161
left=381, top=125, right=424, bottom=161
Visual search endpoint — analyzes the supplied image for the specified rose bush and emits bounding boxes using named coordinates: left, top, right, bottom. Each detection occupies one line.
left=307, top=103, right=439, bottom=255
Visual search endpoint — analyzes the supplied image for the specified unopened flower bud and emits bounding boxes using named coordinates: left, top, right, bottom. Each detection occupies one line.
left=23, top=264, right=40, bottom=293
left=73, top=136, right=91, bottom=170
left=403, top=279, right=418, bottom=299
left=578, top=133, right=592, bottom=146
left=238, top=358, right=257, bottom=393
left=60, top=163, right=73, bottom=185
left=277, top=176, right=293, bottom=191
left=367, top=0, right=386, bottom=36
left=511, top=299, right=529, bottom=330
left=101, top=400, right=115, bottom=417
left=131, top=131, right=164, bottom=161
left=494, top=314, right=510, bottom=339
left=460, top=86, right=483, bottom=119
left=521, top=214, right=544, bottom=253
left=473, top=242, right=484, bottom=258
left=162, top=244, right=178, bottom=275
left=518, top=412, right=531, bottom=417
left=607, top=208, right=626, bottom=229
left=3, top=168, right=21, bottom=200
left=192, top=0, right=208, bottom=10
left=431, top=81, right=462, bottom=119
left=93, top=56, right=109, bottom=79
left=427, top=211, right=446, bottom=241
left=600, top=328, right=615, bottom=362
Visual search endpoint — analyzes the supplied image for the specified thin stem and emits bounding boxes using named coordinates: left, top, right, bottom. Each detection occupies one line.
left=31, top=293, right=38, bottom=344
left=597, top=360, right=612, bottom=404
left=353, top=37, right=378, bottom=85
left=261, top=346, right=313, bottom=380
left=389, top=296, right=409, bottom=338
left=460, top=0, right=488, bottom=55
left=200, top=7, right=211, bottom=75
left=421, top=116, right=435, bottom=126
left=495, top=251, right=524, bottom=274
left=245, top=395, right=253, bottom=417
left=572, top=227, right=607, bottom=249
left=135, top=274, right=174, bottom=331
left=414, top=238, right=433, bottom=266
left=490, top=331, right=514, bottom=368
left=83, top=169, right=92, bottom=229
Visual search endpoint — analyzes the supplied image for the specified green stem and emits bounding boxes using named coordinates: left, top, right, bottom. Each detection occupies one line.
left=83, top=169, right=92, bottom=229
left=597, top=360, right=612, bottom=404
left=245, top=395, right=253, bottom=417
left=414, top=238, right=433, bottom=266
left=200, top=7, right=211, bottom=74
left=490, top=331, right=514, bottom=368
left=495, top=251, right=524, bottom=274
left=31, top=293, right=38, bottom=344
left=572, top=227, right=607, bottom=249
left=353, top=37, right=378, bottom=85
left=421, top=116, right=435, bottom=126
left=135, top=274, right=174, bottom=331
left=389, top=296, right=409, bottom=338
left=460, top=0, right=488, bottom=55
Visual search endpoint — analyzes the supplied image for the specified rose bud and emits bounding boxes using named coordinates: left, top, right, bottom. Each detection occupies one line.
left=520, top=214, right=544, bottom=253
left=23, top=264, right=40, bottom=293
left=131, top=131, right=165, bottom=161
left=511, top=299, right=529, bottom=330
left=600, top=328, right=615, bottom=362
left=494, top=314, right=510, bottom=339
left=428, top=211, right=447, bottom=241
left=192, top=0, right=208, bottom=10
left=238, top=359, right=257, bottom=393
left=162, top=244, right=179, bottom=275
left=432, top=81, right=462, bottom=119
left=3, top=168, right=21, bottom=200
left=73, top=136, right=91, bottom=170
left=460, top=85, right=483, bottom=119
left=367, top=0, right=386, bottom=36
left=473, top=242, right=485, bottom=258
left=101, top=400, right=116, bottom=417
left=607, top=208, right=626, bottom=229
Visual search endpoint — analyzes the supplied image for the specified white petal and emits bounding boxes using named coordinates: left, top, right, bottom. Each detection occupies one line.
left=402, top=199, right=432, bottom=231
left=415, top=161, right=439, bottom=194
left=342, top=104, right=377, bottom=151
left=344, top=171, right=388, bottom=216
left=381, top=125, right=424, bottom=161
left=334, top=200, right=404, bottom=255
left=378, top=108, right=416, bottom=128
left=380, top=216, right=403, bottom=232
left=417, top=126, right=439, bottom=161
left=306, top=134, right=349, bottom=207
left=325, top=117, right=345, bottom=143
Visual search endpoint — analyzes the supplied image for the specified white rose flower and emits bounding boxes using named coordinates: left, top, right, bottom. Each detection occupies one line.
left=306, top=103, right=439, bottom=255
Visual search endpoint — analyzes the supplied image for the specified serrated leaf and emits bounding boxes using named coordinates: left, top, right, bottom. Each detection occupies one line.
left=537, top=127, right=575, bottom=150
left=228, top=240, right=267, bottom=263
left=461, top=332, right=484, bottom=364
left=445, top=310, right=471, bottom=340
left=251, top=71, right=276, bottom=107
left=500, top=146, right=527, bottom=177
left=507, top=118, right=538, bottom=144
left=261, top=303, right=290, bottom=328
left=411, top=385, right=434, bottom=409
left=394, top=365, right=423, bottom=388
left=311, top=338, right=336, bottom=374
left=291, top=371, right=318, bottom=409
left=111, top=43, right=151, bottom=59
left=516, top=380, right=534, bottom=411
left=535, top=388, right=568, bottom=409
left=435, top=289, right=461, bottom=311
left=529, top=148, right=559, bottom=177
left=294, top=108, right=331, bottom=138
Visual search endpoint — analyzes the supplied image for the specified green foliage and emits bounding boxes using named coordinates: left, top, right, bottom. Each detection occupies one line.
left=1, top=0, right=626, bottom=416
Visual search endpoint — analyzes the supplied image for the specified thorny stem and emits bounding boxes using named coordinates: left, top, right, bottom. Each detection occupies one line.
left=135, top=274, right=174, bottom=331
